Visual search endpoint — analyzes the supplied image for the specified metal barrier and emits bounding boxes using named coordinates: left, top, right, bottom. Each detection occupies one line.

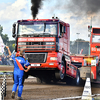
left=0, top=73, right=7, bottom=100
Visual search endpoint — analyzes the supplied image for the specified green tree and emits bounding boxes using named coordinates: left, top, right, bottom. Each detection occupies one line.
left=0, top=25, right=15, bottom=54
left=7, top=40, right=15, bottom=52
left=1, top=34, right=9, bottom=45
left=70, top=39, right=89, bottom=55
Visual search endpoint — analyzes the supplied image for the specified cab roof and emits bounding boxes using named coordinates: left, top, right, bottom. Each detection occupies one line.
left=17, top=18, right=70, bottom=26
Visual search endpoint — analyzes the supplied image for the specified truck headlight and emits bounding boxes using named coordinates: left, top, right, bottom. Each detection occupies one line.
left=50, top=57, right=57, bottom=60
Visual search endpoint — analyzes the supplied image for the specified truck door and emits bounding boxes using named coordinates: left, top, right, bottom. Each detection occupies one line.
left=66, top=64, right=76, bottom=78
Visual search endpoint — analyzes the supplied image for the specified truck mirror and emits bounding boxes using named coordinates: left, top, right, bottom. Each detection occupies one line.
left=12, top=23, right=16, bottom=38
left=62, top=26, right=64, bottom=33
left=62, top=26, right=66, bottom=33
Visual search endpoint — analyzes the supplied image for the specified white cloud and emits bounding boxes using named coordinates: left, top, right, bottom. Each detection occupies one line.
left=0, top=0, right=32, bottom=40
left=0, top=0, right=28, bottom=21
left=1, top=0, right=100, bottom=41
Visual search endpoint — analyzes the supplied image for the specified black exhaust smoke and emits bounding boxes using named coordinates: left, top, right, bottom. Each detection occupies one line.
left=47, top=0, right=100, bottom=17
left=68, top=0, right=100, bottom=15
left=31, top=0, right=43, bottom=19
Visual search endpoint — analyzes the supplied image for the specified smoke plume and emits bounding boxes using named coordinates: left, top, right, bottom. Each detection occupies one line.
left=31, top=0, right=100, bottom=19
left=68, top=0, right=100, bottom=15
left=47, top=0, right=100, bottom=17
left=31, top=0, right=43, bottom=19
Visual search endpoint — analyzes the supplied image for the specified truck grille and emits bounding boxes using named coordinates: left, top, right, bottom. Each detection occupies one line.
left=25, top=53, right=47, bottom=63
left=18, top=42, right=55, bottom=51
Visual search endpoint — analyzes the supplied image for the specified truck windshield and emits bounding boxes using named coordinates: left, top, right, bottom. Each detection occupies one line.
left=92, top=35, right=100, bottom=43
left=18, top=23, right=57, bottom=35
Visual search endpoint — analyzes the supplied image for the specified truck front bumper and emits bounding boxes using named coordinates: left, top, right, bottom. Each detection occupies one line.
left=30, top=62, right=59, bottom=69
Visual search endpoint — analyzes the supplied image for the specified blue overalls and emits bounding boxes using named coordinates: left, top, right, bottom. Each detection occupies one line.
left=11, top=54, right=30, bottom=97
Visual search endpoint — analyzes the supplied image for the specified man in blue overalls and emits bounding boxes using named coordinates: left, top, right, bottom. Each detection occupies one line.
left=6, top=46, right=31, bottom=100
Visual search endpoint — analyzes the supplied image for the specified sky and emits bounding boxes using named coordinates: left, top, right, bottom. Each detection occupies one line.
left=1, top=0, right=100, bottom=41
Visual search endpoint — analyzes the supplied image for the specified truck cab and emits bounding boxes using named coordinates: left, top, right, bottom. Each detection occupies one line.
left=12, top=18, right=80, bottom=85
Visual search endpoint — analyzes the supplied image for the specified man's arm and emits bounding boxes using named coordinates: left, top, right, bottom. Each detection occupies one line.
left=24, top=65, right=31, bottom=72
left=6, top=46, right=12, bottom=56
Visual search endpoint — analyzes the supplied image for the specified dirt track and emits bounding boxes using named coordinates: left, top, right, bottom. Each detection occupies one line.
left=0, top=65, right=14, bottom=71
left=0, top=65, right=100, bottom=100
left=4, top=78, right=84, bottom=100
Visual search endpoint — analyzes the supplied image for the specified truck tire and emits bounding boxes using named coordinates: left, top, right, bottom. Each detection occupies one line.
left=55, top=61, right=65, bottom=80
left=74, top=69, right=80, bottom=86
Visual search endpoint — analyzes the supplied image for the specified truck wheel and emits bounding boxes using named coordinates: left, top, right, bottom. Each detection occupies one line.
left=55, top=61, right=65, bottom=80
left=74, top=69, right=80, bottom=85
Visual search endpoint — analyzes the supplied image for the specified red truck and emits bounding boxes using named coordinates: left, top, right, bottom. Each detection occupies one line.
left=90, top=27, right=100, bottom=83
left=12, top=17, right=80, bottom=85
left=71, top=27, right=100, bottom=83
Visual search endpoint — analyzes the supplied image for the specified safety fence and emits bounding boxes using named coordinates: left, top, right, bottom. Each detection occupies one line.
left=0, top=73, right=7, bottom=100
